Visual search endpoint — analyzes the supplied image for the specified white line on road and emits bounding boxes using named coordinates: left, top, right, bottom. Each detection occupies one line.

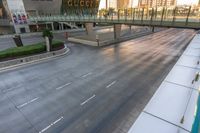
left=106, top=81, right=117, bottom=88
left=17, top=97, right=39, bottom=109
left=55, top=82, right=72, bottom=90
left=80, top=95, right=96, bottom=106
left=81, top=72, right=92, bottom=78
left=39, top=116, right=64, bottom=133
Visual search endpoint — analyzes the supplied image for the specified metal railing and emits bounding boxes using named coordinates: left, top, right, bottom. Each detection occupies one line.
left=28, top=6, right=200, bottom=29
left=192, top=93, right=200, bottom=133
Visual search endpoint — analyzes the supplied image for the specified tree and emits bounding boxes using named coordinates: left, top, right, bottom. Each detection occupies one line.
left=42, top=29, right=53, bottom=52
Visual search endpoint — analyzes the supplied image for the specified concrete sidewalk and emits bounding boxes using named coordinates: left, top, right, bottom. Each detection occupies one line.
left=128, top=34, right=200, bottom=133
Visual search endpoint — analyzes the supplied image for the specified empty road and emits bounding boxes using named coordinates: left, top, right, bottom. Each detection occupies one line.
left=0, top=28, right=195, bottom=133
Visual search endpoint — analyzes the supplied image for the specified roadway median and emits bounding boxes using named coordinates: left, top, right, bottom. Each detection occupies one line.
left=0, top=40, right=69, bottom=72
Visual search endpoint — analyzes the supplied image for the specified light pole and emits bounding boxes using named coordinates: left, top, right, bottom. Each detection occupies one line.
left=106, top=0, right=108, bottom=9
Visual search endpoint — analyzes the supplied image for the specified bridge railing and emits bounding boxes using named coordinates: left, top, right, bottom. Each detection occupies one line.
left=29, top=6, right=200, bottom=29
left=192, top=92, right=200, bottom=133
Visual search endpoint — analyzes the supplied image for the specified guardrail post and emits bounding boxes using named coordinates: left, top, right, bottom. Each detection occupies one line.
left=172, top=7, right=177, bottom=26
left=185, top=6, right=191, bottom=26
left=155, top=7, right=157, bottom=20
left=141, top=8, right=144, bottom=24
left=125, top=8, right=127, bottom=22
left=132, top=8, right=135, bottom=23
left=150, top=8, right=154, bottom=25
left=160, top=7, right=165, bottom=25
left=118, top=9, right=120, bottom=22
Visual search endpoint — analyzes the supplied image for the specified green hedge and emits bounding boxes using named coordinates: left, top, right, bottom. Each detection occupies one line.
left=51, top=40, right=64, bottom=49
left=0, top=40, right=64, bottom=60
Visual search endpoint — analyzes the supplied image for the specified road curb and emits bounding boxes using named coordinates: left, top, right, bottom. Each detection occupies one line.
left=0, top=45, right=70, bottom=73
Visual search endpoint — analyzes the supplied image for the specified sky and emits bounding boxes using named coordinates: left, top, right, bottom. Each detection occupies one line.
left=99, top=0, right=199, bottom=9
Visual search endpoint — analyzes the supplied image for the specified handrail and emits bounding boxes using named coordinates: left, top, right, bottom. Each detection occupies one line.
left=191, top=93, right=200, bottom=133
left=28, top=15, right=200, bottom=29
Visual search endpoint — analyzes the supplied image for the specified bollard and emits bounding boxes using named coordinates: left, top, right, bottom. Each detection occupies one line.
left=96, top=35, right=99, bottom=47
left=180, top=116, right=184, bottom=124
left=13, top=35, right=23, bottom=47
left=195, top=73, right=200, bottom=82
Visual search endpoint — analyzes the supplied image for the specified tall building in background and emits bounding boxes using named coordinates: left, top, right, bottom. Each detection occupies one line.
left=109, top=0, right=117, bottom=9
left=117, top=0, right=130, bottom=9
left=156, top=0, right=176, bottom=7
left=139, top=0, right=176, bottom=8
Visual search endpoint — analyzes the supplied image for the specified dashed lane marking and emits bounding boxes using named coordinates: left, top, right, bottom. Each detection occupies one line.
left=56, top=82, right=72, bottom=90
left=39, top=116, right=64, bottom=133
left=80, top=95, right=96, bottom=106
left=106, top=81, right=117, bottom=88
left=17, top=97, right=39, bottom=109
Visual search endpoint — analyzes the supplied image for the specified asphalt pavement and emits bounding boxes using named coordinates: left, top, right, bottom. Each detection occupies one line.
left=0, top=28, right=195, bottom=133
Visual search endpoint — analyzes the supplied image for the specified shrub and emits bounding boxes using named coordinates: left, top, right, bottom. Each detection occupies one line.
left=0, top=40, right=64, bottom=61
left=42, top=29, right=53, bottom=38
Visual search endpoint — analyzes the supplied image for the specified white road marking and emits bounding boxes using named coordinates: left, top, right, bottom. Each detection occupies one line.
left=39, top=116, right=64, bottom=133
left=17, top=97, right=39, bottom=109
left=80, top=95, right=96, bottom=106
left=55, top=82, right=72, bottom=90
left=106, top=81, right=117, bottom=88
left=81, top=72, right=92, bottom=78
left=2, top=84, right=21, bottom=93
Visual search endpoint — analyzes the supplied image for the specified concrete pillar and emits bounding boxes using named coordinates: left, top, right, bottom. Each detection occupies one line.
left=85, top=23, right=94, bottom=35
left=61, top=23, right=64, bottom=30
left=129, top=25, right=132, bottom=31
left=51, top=22, right=54, bottom=31
left=114, top=24, right=122, bottom=39
left=152, top=26, right=155, bottom=32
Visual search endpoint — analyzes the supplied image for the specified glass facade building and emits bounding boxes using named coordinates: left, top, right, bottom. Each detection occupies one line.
left=0, top=0, right=101, bottom=34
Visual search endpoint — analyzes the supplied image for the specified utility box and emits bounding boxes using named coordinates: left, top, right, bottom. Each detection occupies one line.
left=13, top=35, right=23, bottom=47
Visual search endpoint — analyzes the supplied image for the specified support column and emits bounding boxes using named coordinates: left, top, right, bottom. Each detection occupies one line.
left=51, top=22, right=54, bottom=31
left=152, top=26, right=155, bottom=32
left=85, top=23, right=94, bottom=36
left=61, top=23, right=64, bottom=30
left=114, top=24, right=122, bottom=39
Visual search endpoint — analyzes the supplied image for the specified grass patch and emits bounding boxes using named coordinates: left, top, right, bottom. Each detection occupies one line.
left=0, top=40, right=64, bottom=61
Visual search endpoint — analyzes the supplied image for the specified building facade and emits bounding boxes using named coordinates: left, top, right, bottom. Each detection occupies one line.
left=0, top=0, right=101, bottom=34
left=0, top=0, right=30, bottom=34
left=117, top=0, right=130, bottom=9
left=61, top=0, right=100, bottom=15
left=23, top=0, right=100, bottom=16
left=139, top=0, right=176, bottom=8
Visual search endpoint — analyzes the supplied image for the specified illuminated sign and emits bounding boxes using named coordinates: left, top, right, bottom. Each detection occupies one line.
left=61, top=0, right=100, bottom=15
left=65, top=0, right=99, bottom=7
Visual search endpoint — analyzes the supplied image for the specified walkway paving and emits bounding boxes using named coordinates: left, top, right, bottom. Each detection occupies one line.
left=128, top=34, right=200, bottom=133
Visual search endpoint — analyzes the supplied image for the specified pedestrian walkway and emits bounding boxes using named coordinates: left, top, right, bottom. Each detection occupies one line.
left=128, top=33, right=200, bottom=133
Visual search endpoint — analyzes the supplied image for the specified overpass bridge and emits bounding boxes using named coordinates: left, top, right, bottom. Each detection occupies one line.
left=28, top=6, right=200, bottom=39
left=29, top=15, right=200, bottom=30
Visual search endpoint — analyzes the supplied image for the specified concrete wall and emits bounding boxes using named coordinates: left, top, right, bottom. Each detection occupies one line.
left=85, top=23, right=94, bottom=35
left=0, top=26, right=13, bottom=34
left=114, top=24, right=121, bottom=39
left=23, top=0, right=62, bottom=15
